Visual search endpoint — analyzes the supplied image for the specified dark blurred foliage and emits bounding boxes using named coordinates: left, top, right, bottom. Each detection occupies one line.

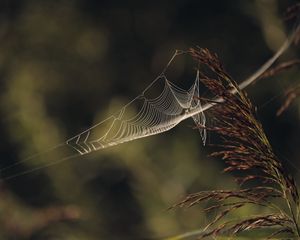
left=0, top=0, right=299, bottom=239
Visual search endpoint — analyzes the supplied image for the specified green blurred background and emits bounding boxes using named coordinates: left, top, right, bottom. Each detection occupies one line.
left=0, top=0, right=299, bottom=239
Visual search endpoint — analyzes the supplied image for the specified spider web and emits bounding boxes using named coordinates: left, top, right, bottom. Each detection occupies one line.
left=66, top=26, right=296, bottom=155
left=66, top=52, right=206, bottom=155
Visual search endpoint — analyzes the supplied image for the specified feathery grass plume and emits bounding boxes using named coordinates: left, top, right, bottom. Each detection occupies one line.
left=251, top=58, right=300, bottom=117
left=258, top=59, right=300, bottom=80
left=277, top=84, right=300, bottom=116
left=243, top=58, right=300, bottom=117
left=171, top=47, right=300, bottom=239
left=257, top=59, right=300, bottom=117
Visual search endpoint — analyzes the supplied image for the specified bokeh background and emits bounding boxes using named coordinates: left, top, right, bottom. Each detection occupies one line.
left=0, top=0, right=299, bottom=239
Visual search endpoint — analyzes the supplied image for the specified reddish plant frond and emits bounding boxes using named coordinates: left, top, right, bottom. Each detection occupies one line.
left=277, top=85, right=300, bottom=116
left=171, top=187, right=282, bottom=210
left=171, top=46, right=300, bottom=238
left=202, top=214, right=294, bottom=239
left=189, top=47, right=299, bottom=205
left=259, top=59, right=300, bottom=80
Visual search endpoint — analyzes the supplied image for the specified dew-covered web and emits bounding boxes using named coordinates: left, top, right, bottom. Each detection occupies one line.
left=59, top=22, right=300, bottom=158
left=0, top=50, right=208, bottom=180
left=66, top=51, right=207, bottom=155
